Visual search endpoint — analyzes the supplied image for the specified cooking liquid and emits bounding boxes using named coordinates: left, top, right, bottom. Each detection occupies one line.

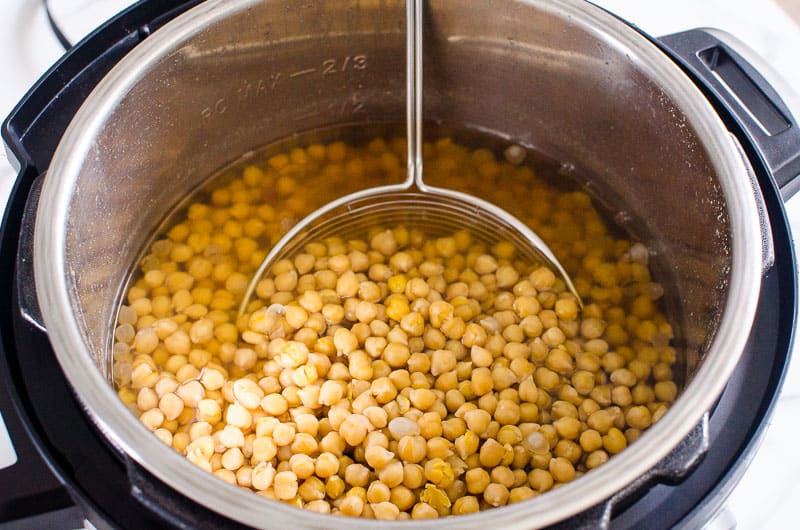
left=110, top=124, right=679, bottom=512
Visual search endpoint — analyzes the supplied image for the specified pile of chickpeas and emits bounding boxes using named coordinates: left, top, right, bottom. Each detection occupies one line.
left=113, top=134, right=678, bottom=520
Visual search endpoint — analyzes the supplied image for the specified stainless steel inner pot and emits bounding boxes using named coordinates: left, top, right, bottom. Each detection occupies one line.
left=34, top=0, right=763, bottom=527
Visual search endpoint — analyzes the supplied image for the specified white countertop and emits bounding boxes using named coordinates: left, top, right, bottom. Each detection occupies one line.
left=1, top=1, right=798, bottom=528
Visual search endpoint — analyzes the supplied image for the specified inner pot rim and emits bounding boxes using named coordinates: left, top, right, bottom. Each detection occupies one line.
left=32, top=0, right=764, bottom=527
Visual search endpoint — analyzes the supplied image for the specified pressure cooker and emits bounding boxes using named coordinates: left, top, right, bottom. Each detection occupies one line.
left=1, top=0, right=798, bottom=528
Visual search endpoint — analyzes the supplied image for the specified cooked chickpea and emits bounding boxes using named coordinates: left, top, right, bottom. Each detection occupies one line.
left=365, top=445, right=395, bottom=470
left=339, top=495, right=364, bottom=517
left=483, top=483, right=509, bottom=507
left=452, top=495, right=479, bottom=514
left=549, top=457, right=576, bottom=483
left=374, top=461, right=403, bottom=489
left=528, top=468, right=554, bottom=492
left=397, top=435, right=427, bottom=463
left=344, top=463, right=371, bottom=487
left=411, top=502, right=439, bottom=519
left=272, top=471, right=299, bottom=500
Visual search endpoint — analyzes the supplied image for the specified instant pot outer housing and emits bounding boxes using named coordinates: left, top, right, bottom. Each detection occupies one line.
left=1, top=0, right=798, bottom=528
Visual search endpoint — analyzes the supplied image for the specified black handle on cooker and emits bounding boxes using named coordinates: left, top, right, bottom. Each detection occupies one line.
left=657, top=29, right=800, bottom=200
left=3, top=0, right=205, bottom=331
left=15, top=175, right=46, bottom=332
left=2, top=0, right=204, bottom=370
left=0, top=1, right=203, bottom=527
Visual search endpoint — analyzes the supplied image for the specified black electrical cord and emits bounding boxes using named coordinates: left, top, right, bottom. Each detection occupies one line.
left=42, top=0, right=73, bottom=51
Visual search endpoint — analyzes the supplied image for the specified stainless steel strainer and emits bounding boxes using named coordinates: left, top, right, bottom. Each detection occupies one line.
left=240, top=0, right=578, bottom=314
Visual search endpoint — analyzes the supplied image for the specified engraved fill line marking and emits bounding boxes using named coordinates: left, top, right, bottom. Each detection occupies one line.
left=289, top=68, right=317, bottom=78
left=293, top=110, right=321, bottom=121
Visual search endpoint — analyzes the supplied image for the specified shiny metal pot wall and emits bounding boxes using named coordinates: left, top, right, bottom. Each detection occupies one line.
left=34, top=0, right=762, bottom=527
